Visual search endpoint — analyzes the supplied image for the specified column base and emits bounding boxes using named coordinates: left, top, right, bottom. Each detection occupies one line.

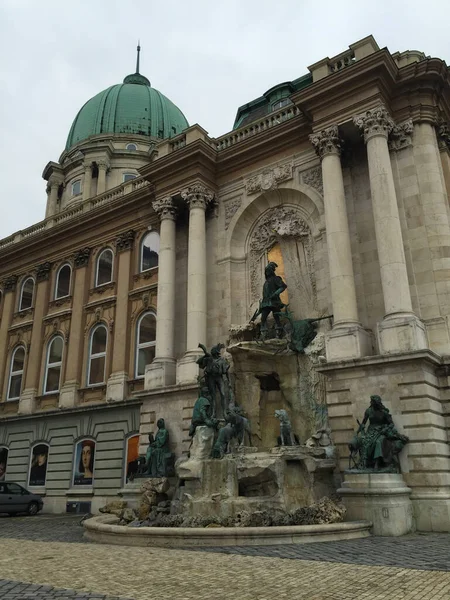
left=145, top=358, right=176, bottom=390
left=176, top=350, right=202, bottom=385
left=106, top=372, right=129, bottom=402
left=377, top=313, right=428, bottom=354
left=18, top=388, right=36, bottom=415
left=338, top=472, right=413, bottom=536
left=59, top=382, right=79, bottom=409
left=325, top=324, right=373, bottom=361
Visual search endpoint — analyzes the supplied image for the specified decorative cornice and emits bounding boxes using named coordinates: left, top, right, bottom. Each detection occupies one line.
left=245, top=163, right=293, bottom=195
left=309, top=126, right=341, bottom=158
left=115, top=230, right=136, bottom=253
left=3, top=275, right=18, bottom=292
left=36, top=262, right=52, bottom=282
left=437, top=122, right=450, bottom=151
left=389, top=119, right=414, bottom=152
left=353, top=105, right=394, bottom=142
left=152, top=197, right=177, bottom=221
left=181, top=184, right=215, bottom=210
left=74, top=247, right=92, bottom=269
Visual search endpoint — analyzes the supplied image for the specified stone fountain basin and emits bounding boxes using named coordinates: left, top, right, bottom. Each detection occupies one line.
left=83, top=514, right=372, bottom=548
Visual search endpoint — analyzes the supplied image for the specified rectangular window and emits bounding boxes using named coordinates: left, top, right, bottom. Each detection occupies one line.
left=137, top=346, right=155, bottom=377
left=71, top=180, right=81, bottom=196
left=123, top=173, right=137, bottom=182
left=89, top=356, right=105, bottom=385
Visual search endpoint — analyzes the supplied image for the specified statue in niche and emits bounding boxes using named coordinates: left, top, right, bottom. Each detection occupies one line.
left=251, top=262, right=287, bottom=339
left=144, top=418, right=174, bottom=477
left=188, top=386, right=219, bottom=438
left=348, top=395, right=409, bottom=472
left=275, top=409, right=300, bottom=446
left=196, top=343, right=231, bottom=418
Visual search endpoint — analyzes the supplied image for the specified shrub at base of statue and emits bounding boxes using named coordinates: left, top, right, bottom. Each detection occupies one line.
left=275, top=409, right=300, bottom=446
left=348, top=395, right=409, bottom=473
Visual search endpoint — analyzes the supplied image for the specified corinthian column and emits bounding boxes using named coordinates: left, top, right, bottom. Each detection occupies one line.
left=145, top=197, right=178, bottom=389
left=96, top=161, right=109, bottom=195
left=177, top=184, right=214, bottom=384
left=45, top=177, right=61, bottom=218
left=82, top=162, right=93, bottom=201
left=310, top=126, right=371, bottom=360
left=354, top=105, right=427, bottom=353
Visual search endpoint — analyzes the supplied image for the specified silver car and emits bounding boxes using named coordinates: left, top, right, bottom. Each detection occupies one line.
left=0, top=482, right=44, bottom=516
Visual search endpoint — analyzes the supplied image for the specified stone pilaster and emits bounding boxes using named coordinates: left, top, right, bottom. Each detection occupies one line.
left=354, top=105, right=427, bottom=353
left=438, top=123, right=450, bottom=219
left=310, top=126, right=371, bottom=360
left=82, top=162, right=93, bottom=201
left=106, top=231, right=136, bottom=401
left=96, top=161, right=109, bottom=195
left=0, top=276, right=18, bottom=400
left=45, top=177, right=61, bottom=218
left=145, top=197, right=177, bottom=389
left=177, top=184, right=214, bottom=384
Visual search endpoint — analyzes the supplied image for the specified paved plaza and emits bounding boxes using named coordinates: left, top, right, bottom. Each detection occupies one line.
left=0, top=515, right=449, bottom=599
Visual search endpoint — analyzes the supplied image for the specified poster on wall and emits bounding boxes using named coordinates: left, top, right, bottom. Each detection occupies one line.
left=0, top=448, right=8, bottom=482
left=125, top=435, right=140, bottom=483
left=29, top=444, right=49, bottom=486
left=73, top=440, right=95, bottom=486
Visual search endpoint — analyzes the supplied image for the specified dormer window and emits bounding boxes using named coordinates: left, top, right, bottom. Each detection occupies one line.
left=71, top=180, right=81, bottom=196
left=272, top=98, right=291, bottom=112
left=126, top=143, right=137, bottom=151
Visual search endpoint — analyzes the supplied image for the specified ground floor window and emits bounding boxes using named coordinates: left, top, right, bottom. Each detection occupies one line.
left=73, top=439, right=96, bottom=486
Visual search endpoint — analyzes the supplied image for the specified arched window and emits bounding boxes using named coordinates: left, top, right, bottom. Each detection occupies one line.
left=87, top=324, right=107, bottom=386
left=126, top=143, right=137, bottom=151
left=96, top=249, right=113, bottom=286
left=140, top=231, right=160, bottom=272
left=44, top=336, right=64, bottom=394
left=28, top=443, right=49, bottom=487
left=8, top=346, right=25, bottom=400
left=19, top=277, right=34, bottom=311
left=135, top=312, right=156, bottom=378
left=55, top=264, right=71, bottom=299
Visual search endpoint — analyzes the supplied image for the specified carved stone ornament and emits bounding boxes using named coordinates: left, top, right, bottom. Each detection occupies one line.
left=3, top=275, right=18, bottom=292
left=246, top=163, right=293, bottom=195
left=115, top=230, right=136, bottom=253
left=152, top=197, right=177, bottom=221
left=438, top=122, right=450, bottom=151
left=309, top=126, right=341, bottom=158
left=224, top=197, right=242, bottom=230
left=36, top=262, right=52, bottom=282
left=97, top=160, right=110, bottom=171
left=389, top=120, right=414, bottom=151
left=74, top=247, right=92, bottom=269
left=301, top=166, right=323, bottom=196
left=182, top=184, right=215, bottom=210
left=353, top=105, right=394, bottom=142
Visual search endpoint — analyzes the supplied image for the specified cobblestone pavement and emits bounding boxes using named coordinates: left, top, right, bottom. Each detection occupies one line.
left=0, top=515, right=450, bottom=599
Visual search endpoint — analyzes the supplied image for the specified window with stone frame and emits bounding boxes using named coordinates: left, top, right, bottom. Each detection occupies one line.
left=135, top=312, right=156, bottom=378
left=19, top=277, right=34, bottom=311
left=44, top=336, right=64, bottom=394
left=7, top=345, right=25, bottom=400
left=87, top=324, right=107, bottom=386
left=71, top=180, right=81, bottom=196
left=122, top=173, right=137, bottom=182
left=55, top=264, right=71, bottom=299
left=140, top=231, right=160, bottom=272
left=95, top=249, right=113, bottom=286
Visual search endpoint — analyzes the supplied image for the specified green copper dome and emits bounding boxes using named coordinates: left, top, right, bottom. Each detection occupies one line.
left=65, top=72, right=189, bottom=151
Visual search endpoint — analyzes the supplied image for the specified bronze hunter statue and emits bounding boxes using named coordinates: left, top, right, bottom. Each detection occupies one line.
left=251, top=262, right=287, bottom=339
left=196, top=343, right=230, bottom=419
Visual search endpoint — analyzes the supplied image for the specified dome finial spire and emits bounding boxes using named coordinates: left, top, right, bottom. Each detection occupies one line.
left=136, top=41, right=141, bottom=74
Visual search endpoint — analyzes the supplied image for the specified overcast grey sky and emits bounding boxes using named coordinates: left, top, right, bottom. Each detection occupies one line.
left=0, top=0, right=449, bottom=239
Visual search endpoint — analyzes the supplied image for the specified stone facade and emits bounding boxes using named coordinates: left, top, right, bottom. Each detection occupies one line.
left=1, top=35, right=450, bottom=529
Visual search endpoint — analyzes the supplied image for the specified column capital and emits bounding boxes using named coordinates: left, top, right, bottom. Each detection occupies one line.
left=48, top=176, right=62, bottom=189
left=36, top=262, right=52, bottom=282
left=115, top=229, right=136, bottom=253
left=73, top=247, right=92, bottom=269
left=181, top=183, right=215, bottom=210
left=437, top=122, right=450, bottom=151
left=388, top=120, right=414, bottom=152
left=353, top=105, right=394, bottom=142
left=83, top=161, right=93, bottom=172
left=309, top=125, right=341, bottom=158
left=152, top=197, right=177, bottom=221
left=97, top=160, right=110, bottom=171
left=2, top=275, right=18, bottom=293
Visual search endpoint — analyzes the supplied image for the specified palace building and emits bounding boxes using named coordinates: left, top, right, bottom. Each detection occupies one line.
left=1, top=36, right=450, bottom=530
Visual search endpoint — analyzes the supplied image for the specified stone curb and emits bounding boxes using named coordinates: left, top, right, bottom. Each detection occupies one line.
left=83, top=514, right=372, bottom=547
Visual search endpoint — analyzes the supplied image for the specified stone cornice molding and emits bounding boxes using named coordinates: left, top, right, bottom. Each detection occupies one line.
left=115, top=230, right=136, bottom=253
left=437, top=122, right=450, bottom=151
left=309, top=125, right=341, bottom=158
left=152, top=197, right=177, bottom=221
left=2, top=275, right=18, bottom=292
left=353, top=105, right=395, bottom=142
left=73, top=247, right=92, bottom=269
left=388, top=119, right=414, bottom=152
left=36, top=262, right=52, bottom=282
left=181, top=184, right=215, bottom=210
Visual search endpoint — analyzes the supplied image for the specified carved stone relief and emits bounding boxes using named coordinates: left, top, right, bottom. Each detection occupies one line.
left=43, top=314, right=71, bottom=344
left=84, top=299, right=116, bottom=336
left=389, top=120, right=414, bottom=151
left=300, top=166, right=323, bottom=196
left=246, top=163, right=293, bottom=195
left=7, top=324, right=32, bottom=352
left=74, top=248, right=92, bottom=269
left=130, top=288, right=157, bottom=323
left=224, top=197, right=242, bottom=230
left=115, top=230, right=136, bottom=253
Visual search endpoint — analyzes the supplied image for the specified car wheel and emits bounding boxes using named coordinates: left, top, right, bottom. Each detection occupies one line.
left=27, top=501, right=39, bottom=516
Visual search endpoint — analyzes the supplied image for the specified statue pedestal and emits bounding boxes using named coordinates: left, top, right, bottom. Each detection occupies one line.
left=338, top=472, right=413, bottom=536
